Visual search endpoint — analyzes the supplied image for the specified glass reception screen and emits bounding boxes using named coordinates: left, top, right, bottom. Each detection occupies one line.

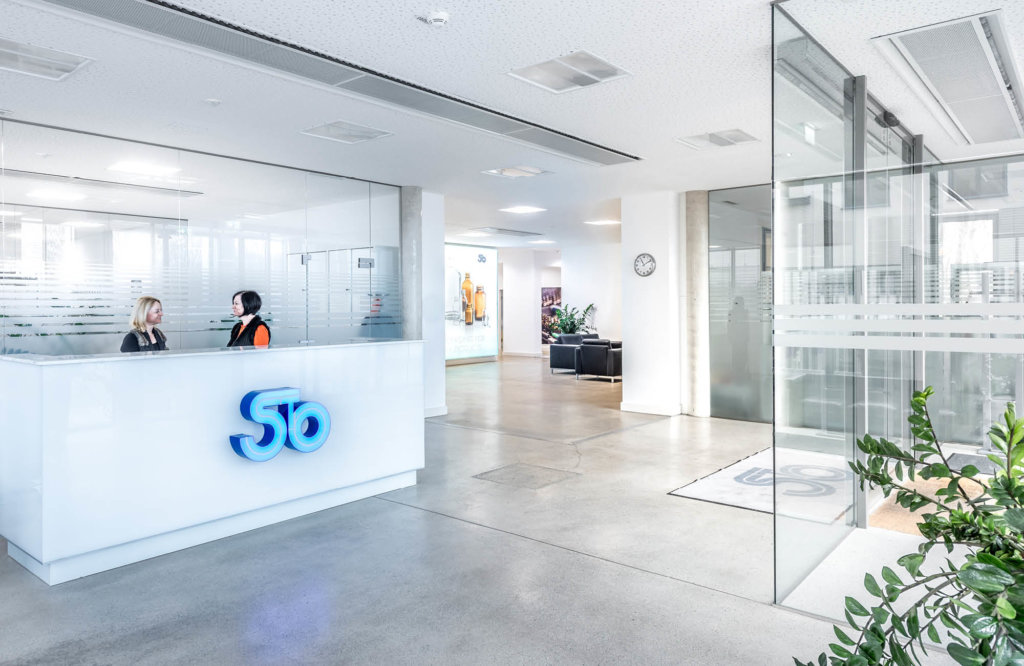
left=444, top=244, right=497, bottom=360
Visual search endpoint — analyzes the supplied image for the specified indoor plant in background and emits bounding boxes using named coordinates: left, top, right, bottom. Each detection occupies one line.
left=551, top=303, right=595, bottom=336
left=797, top=387, right=1024, bottom=666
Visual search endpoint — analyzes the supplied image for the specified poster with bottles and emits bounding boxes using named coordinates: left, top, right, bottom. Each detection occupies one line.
left=444, top=244, right=498, bottom=360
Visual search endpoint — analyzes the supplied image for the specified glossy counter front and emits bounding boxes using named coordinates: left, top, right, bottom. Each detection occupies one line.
left=0, top=340, right=424, bottom=585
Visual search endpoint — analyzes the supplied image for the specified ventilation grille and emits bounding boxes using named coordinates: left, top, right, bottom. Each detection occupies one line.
left=41, top=0, right=639, bottom=165
left=878, top=11, right=1024, bottom=144
left=301, top=119, right=392, bottom=144
left=508, top=50, right=630, bottom=94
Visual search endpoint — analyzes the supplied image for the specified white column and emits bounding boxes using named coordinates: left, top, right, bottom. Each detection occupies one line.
left=621, top=192, right=682, bottom=415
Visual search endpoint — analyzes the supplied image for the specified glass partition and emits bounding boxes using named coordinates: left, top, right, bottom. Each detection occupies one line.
left=0, top=120, right=402, bottom=355
left=773, top=3, right=1024, bottom=619
left=709, top=185, right=772, bottom=422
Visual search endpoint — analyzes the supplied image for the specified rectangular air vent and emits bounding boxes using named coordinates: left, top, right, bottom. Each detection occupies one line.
left=301, top=119, right=392, bottom=144
left=874, top=11, right=1024, bottom=144
left=509, top=50, right=629, bottom=94
left=676, top=129, right=759, bottom=150
left=472, top=227, right=542, bottom=237
left=0, top=36, right=90, bottom=80
left=41, top=0, right=640, bottom=166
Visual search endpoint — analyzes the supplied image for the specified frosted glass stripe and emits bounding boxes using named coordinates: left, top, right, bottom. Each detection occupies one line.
left=775, top=333, right=1024, bottom=353
left=775, top=318, right=1024, bottom=334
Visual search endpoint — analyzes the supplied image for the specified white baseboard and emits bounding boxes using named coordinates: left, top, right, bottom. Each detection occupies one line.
left=424, top=405, right=448, bottom=418
left=620, top=401, right=682, bottom=416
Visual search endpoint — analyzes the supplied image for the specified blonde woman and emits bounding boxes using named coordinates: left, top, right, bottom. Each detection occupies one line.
left=120, top=296, right=167, bottom=352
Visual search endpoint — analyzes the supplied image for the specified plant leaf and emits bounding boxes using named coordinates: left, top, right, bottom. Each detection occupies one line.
left=999, top=597, right=1019, bottom=620
left=846, top=596, right=871, bottom=617
left=882, top=566, right=903, bottom=586
left=899, top=553, right=925, bottom=577
left=1005, top=508, right=1024, bottom=531
left=947, top=643, right=987, bottom=665
left=834, top=626, right=856, bottom=646
left=958, top=563, right=1015, bottom=594
left=864, top=573, right=883, bottom=598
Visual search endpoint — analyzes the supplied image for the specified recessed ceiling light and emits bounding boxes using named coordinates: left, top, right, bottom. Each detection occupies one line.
left=583, top=219, right=620, bottom=225
left=499, top=206, right=546, bottom=214
left=27, top=188, right=86, bottom=202
left=204, top=98, right=222, bottom=106
left=710, top=245, right=722, bottom=249
left=509, top=50, right=630, bottom=94
left=0, top=211, right=23, bottom=217
left=677, top=129, right=759, bottom=150
left=242, top=214, right=264, bottom=220
left=108, top=161, right=181, bottom=177
left=302, top=119, right=392, bottom=144
left=529, top=239, right=556, bottom=244
left=482, top=166, right=550, bottom=179
left=0, top=37, right=90, bottom=81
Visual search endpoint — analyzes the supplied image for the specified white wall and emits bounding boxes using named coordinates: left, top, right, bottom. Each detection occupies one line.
left=620, top=192, right=682, bottom=415
left=499, top=245, right=548, bottom=354
left=421, top=192, right=447, bottom=416
left=561, top=242, right=622, bottom=340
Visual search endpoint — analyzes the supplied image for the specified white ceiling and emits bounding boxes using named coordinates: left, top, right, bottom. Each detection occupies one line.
left=0, top=0, right=775, bottom=249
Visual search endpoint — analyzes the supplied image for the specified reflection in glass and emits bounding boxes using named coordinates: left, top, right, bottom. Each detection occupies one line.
left=0, top=120, right=402, bottom=355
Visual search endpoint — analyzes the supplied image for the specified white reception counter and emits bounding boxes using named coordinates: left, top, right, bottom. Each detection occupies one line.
left=0, top=340, right=424, bottom=584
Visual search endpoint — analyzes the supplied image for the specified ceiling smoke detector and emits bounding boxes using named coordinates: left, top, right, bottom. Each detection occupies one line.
left=417, top=11, right=450, bottom=27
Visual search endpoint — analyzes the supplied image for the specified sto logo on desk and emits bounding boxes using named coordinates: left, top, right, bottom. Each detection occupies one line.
left=229, top=387, right=331, bottom=462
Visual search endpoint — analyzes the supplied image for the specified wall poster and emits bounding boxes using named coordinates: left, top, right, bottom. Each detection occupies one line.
left=541, top=287, right=561, bottom=344
left=444, top=244, right=498, bottom=360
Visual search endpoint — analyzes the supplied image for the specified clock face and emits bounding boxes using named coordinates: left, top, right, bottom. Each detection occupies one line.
left=634, top=253, right=656, bottom=277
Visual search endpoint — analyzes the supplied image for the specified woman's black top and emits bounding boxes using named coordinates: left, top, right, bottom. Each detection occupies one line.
left=120, top=328, right=167, bottom=352
left=227, top=315, right=271, bottom=347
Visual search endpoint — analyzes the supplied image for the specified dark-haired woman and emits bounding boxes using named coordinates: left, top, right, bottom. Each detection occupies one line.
left=227, top=290, right=271, bottom=347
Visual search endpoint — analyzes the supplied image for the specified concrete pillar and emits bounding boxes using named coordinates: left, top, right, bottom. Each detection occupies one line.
left=682, top=191, right=710, bottom=417
left=400, top=186, right=447, bottom=417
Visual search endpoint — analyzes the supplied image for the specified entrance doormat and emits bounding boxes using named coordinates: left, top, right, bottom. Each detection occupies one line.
left=669, top=448, right=854, bottom=524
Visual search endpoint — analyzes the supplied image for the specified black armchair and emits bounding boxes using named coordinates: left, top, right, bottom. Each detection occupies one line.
left=578, top=339, right=622, bottom=382
left=549, top=333, right=598, bottom=375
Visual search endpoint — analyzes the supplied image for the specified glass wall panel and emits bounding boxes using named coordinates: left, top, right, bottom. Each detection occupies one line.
left=773, top=3, right=1024, bottom=620
left=709, top=185, right=773, bottom=422
left=0, top=119, right=402, bottom=356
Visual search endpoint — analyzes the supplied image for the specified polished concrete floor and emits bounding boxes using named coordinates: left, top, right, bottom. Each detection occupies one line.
left=0, top=356, right=839, bottom=664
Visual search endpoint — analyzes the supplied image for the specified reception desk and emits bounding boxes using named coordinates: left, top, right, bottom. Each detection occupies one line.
left=0, top=340, right=424, bottom=585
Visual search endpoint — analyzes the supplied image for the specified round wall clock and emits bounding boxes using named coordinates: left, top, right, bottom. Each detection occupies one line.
left=633, top=253, right=656, bottom=277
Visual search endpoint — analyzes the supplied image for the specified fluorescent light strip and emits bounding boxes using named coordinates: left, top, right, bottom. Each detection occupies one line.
left=529, top=240, right=555, bottom=244
left=583, top=219, right=620, bottom=225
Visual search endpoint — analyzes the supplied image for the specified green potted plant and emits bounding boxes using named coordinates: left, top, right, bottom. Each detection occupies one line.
left=551, top=303, right=595, bottom=336
left=797, top=386, right=1024, bottom=666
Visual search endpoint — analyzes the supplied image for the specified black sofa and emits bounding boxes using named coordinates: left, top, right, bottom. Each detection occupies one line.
left=577, top=339, right=622, bottom=382
left=549, top=333, right=599, bottom=374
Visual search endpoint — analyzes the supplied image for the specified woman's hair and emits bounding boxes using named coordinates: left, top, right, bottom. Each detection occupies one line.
left=233, top=290, right=262, bottom=316
left=130, top=296, right=161, bottom=332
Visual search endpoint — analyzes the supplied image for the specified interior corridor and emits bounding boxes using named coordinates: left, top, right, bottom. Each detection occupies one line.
left=0, top=357, right=839, bottom=664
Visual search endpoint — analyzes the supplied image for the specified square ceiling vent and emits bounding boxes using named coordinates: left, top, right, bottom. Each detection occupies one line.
left=676, top=129, right=759, bottom=150
left=301, top=119, right=392, bottom=144
left=0, top=37, right=90, bottom=81
left=508, top=50, right=630, bottom=93
left=873, top=11, right=1024, bottom=144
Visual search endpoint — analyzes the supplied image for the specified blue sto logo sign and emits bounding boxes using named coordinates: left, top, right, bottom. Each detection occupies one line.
left=229, top=388, right=331, bottom=462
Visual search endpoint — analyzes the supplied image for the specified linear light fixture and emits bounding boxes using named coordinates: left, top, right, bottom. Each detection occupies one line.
left=583, top=219, right=620, bottom=226
left=482, top=166, right=549, bottom=179
left=528, top=239, right=556, bottom=244
left=509, top=50, right=629, bottom=94
left=472, top=227, right=542, bottom=237
left=0, top=36, right=90, bottom=80
left=499, top=206, right=546, bottom=214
